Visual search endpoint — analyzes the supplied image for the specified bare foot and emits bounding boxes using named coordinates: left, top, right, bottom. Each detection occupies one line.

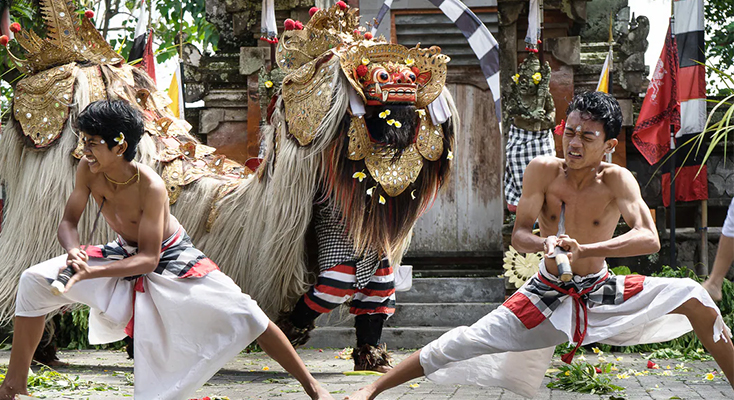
left=703, top=280, right=723, bottom=302
left=0, top=383, right=30, bottom=400
left=344, top=385, right=376, bottom=400
left=312, top=384, right=335, bottom=400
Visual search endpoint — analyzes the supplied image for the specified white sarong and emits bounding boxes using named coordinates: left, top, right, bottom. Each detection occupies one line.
left=419, top=261, right=730, bottom=398
left=15, top=229, right=270, bottom=400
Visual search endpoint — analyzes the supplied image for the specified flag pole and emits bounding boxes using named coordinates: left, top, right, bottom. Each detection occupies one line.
left=538, top=0, right=544, bottom=64
left=607, top=12, right=613, bottom=96
left=178, top=1, right=186, bottom=119
left=669, top=6, right=676, bottom=269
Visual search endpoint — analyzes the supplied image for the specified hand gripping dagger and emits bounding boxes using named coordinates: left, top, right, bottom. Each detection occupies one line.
left=50, top=199, right=106, bottom=295
left=548, top=202, right=573, bottom=282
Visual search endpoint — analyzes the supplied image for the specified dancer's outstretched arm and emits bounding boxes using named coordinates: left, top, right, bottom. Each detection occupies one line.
left=345, top=350, right=424, bottom=400
left=257, top=321, right=335, bottom=400
left=703, top=234, right=734, bottom=302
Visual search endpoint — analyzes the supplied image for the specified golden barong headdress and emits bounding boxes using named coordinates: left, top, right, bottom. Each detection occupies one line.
left=3, top=0, right=122, bottom=75
left=274, top=1, right=451, bottom=197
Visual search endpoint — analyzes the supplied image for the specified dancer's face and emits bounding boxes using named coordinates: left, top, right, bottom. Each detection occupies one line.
left=81, top=132, right=125, bottom=174
left=562, top=111, right=617, bottom=169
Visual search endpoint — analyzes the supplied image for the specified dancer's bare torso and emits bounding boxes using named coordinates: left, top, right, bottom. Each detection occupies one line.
left=79, top=158, right=178, bottom=246
left=512, top=156, right=659, bottom=278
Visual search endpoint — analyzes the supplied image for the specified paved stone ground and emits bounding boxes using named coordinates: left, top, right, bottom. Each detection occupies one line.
left=2, top=348, right=733, bottom=399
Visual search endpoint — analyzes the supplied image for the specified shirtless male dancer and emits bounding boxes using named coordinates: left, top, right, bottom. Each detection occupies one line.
left=346, top=91, right=734, bottom=399
left=0, top=100, right=334, bottom=400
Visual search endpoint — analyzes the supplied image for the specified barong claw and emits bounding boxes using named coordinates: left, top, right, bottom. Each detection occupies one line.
left=548, top=202, right=573, bottom=282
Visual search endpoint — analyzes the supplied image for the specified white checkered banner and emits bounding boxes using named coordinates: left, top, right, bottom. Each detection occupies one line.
left=372, top=0, right=502, bottom=126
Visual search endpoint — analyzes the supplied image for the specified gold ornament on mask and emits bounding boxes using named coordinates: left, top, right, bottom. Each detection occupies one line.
left=14, top=62, right=78, bottom=148
left=365, top=145, right=424, bottom=197
left=6, top=0, right=122, bottom=75
left=415, top=116, right=444, bottom=161
left=282, top=55, right=339, bottom=145
left=338, top=43, right=449, bottom=109
left=275, top=4, right=359, bottom=73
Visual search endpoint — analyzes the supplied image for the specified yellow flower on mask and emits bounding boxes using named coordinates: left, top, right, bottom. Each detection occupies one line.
left=386, top=119, right=402, bottom=128
left=416, top=109, right=426, bottom=118
left=264, top=80, right=274, bottom=88
left=512, top=74, right=519, bottom=84
left=379, top=110, right=391, bottom=119
left=378, top=195, right=386, bottom=205
left=532, top=72, right=542, bottom=85
left=447, top=150, right=454, bottom=160
left=366, top=186, right=376, bottom=196
left=362, top=57, right=370, bottom=65
left=352, top=170, right=367, bottom=182
left=404, top=58, right=415, bottom=66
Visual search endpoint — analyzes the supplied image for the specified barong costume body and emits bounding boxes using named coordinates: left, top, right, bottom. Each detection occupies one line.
left=15, top=227, right=270, bottom=400
left=419, top=260, right=730, bottom=398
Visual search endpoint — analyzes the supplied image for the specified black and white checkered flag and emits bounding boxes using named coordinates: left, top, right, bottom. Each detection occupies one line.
left=372, top=0, right=502, bottom=126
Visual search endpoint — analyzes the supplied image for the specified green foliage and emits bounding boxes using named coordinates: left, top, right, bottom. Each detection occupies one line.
left=0, top=365, right=119, bottom=393
left=609, top=266, right=634, bottom=276
left=55, top=306, right=126, bottom=351
left=546, top=362, right=623, bottom=394
left=110, top=0, right=219, bottom=64
left=705, top=0, right=734, bottom=95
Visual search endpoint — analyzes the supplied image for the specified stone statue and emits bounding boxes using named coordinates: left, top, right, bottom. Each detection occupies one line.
left=504, top=53, right=556, bottom=131
left=503, top=53, right=557, bottom=210
left=619, top=14, right=650, bottom=94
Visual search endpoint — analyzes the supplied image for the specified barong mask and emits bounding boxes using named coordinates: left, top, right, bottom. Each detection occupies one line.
left=273, top=2, right=456, bottom=261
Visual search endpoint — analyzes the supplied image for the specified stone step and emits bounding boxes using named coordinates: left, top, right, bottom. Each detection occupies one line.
left=398, top=277, right=505, bottom=303
left=306, top=327, right=454, bottom=349
left=315, top=302, right=500, bottom=328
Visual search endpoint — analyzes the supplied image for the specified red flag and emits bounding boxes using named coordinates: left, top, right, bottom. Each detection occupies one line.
left=631, top=23, right=680, bottom=165
left=138, top=28, right=156, bottom=83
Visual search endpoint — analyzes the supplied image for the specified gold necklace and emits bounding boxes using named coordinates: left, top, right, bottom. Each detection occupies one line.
left=104, top=163, right=140, bottom=185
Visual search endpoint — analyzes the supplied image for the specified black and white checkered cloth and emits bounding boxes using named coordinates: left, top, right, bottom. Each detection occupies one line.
left=91, top=227, right=215, bottom=279
left=520, top=268, right=627, bottom=319
left=504, top=124, right=555, bottom=206
left=314, top=201, right=380, bottom=289
left=372, top=0, right=501, bottom=124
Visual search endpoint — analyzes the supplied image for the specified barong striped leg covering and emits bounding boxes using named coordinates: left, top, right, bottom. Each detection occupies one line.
left=351, top=260, right=396, bottom=316
left=303, top=261, right=396, bottom=316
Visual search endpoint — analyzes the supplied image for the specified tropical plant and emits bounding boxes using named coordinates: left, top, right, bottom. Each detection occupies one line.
left=546, top=361, right=623, bottom=394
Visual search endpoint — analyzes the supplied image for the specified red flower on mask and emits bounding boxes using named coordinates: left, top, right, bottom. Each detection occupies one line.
left=336, top=1, right=348, bottom=10
left=0, top=35, right=8, bottom=46
left=309, top=7, right=320, bottom=17
left=284, top=19, right=296, bottom=31
left=356, top=65, right=368, bottom=78
left=364, top=32, right=373, bottom=40
left=9, top=22, right=21, bottom=33
left=294, top=21, right=304, bottom=30
left=84, top=10, right=95, bottom=18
